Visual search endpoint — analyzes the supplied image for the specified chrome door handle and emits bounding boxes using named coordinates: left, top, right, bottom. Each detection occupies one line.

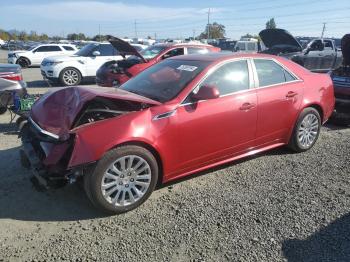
left=286, top=91, right=298, bottom=98
left=239, top=102, right=255, bottom=111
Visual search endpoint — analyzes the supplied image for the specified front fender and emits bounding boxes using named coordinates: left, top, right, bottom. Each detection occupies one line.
left=67, top=109, right=162, bottom=168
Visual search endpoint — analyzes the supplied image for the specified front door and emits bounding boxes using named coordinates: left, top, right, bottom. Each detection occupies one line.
left=175, top=59, right=257, bottom=174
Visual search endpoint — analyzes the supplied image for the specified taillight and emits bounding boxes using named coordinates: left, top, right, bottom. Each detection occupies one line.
left=0, top=72, right=23, bottom=81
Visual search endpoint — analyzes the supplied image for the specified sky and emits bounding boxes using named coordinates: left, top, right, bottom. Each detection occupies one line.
left=0, top=0, right=349, bottom=39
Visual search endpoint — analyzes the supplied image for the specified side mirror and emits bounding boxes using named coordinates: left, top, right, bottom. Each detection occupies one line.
left=92, top=50, right=101, bottom=56
left=192, top=85, right=220, bottom=101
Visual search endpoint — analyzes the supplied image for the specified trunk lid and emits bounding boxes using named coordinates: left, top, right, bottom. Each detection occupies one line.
left=30, top=86, right=160, bottom=139
left=107, top=35, right=147, bottom=63
left=259, top=29, right=302, bottom=53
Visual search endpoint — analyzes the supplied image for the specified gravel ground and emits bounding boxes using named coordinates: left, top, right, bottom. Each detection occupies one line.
left=1, top=49, right=350, bottom=261
left=0, top=107, right=349, bottom=261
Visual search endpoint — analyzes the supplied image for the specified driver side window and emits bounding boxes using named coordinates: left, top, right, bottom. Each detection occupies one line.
left=200, top=60, right=250, bottom=96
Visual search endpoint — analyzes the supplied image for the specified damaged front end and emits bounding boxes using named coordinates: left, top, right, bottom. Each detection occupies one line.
left=19, top=86, right=158, bottom=190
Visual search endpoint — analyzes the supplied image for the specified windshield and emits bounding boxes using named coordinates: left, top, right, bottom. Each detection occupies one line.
left=140, top=45, right=167, bottom=59
left=120, top=59, right=210, bottom=103
left=75, top=43, right=98, bottom=56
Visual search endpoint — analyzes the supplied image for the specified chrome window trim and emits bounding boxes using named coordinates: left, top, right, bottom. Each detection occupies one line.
left=180, top=58, right=254, bottom=106
left=251, top=57, right=303, bottom=89
left=29, top=117, right=60, bottom=140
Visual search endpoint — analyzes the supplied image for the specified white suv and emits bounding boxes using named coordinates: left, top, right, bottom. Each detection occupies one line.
left=40, top=42, right=124, bottom=86
left=8, top=44, right=77, bottom=68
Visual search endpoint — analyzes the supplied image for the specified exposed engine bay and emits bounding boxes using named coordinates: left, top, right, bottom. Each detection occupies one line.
left=73, top=96, right=150, bottom=127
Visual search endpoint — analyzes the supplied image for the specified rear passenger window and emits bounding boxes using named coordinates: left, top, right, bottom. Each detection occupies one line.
left=187, top=47, right=209, bottom=54
left=254, top=59, right=296, bottom=87
left=201, top=60, right=249, bottom=96
left=63, top=45, right=75, bottom=51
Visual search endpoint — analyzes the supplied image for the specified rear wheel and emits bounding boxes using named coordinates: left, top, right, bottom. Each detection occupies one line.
left=84, top=145, right=158, bottom=214
left=59, top=68, right=81, bottom=86
left=288, top=107, right=321, bottom=152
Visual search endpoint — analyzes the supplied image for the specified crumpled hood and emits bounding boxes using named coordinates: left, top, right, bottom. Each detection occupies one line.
left=341, top=34, right=350, bottom=66
left=30, top=86, right=160, bottom=139
left=107, top=35, right=146, bottom=63
left=259, top=29, right=302, bottom=53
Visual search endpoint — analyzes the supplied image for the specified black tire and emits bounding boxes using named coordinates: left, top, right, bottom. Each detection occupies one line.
left=59, top=67, right=82, bottom=86
left=17, top=57, right=30, bottom=68
left=84, top=145, right=159, bottom=214
left=288, top=107, right=321, bottom=152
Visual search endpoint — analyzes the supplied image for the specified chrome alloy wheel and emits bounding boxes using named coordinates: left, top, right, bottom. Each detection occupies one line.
left=101, top=155, right=152, bottom=207
left=297, top=114, right=319, bottom=148
left=63, top=69, right=79, bottom=85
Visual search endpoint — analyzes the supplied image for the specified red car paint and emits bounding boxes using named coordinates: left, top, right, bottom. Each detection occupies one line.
left=29, top=53, right=334, bottom=184
left=96, top=40, right=220, bottom=87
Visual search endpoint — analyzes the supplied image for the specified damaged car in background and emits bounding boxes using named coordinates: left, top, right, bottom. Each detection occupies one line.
left=20, top=53, right=334, bottom=214
left=259, top=29, right=342, bottom=72
left=329, top=34, right=350, bottom=125
left=96, top=36, right=220, bottom=87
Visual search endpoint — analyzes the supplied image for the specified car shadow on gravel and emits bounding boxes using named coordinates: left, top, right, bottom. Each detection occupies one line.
left=282, top=213, right=350, bottom=262
left=0, top=146, right=105, bottom=222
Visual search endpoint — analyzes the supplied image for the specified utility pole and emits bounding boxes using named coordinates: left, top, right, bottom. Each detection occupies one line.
left=193, top=29, right=196, bottom=40
left=321, top=22, right=326, bottom=40
left=154, top=32, right=157, bottom=40
left=207, top=8, right=211, bottom=40
left=134, top=20, right=138, bottom=39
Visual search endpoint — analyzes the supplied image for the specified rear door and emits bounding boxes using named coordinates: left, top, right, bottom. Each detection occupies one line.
left=176, top=59, right=257, bottom=173
left=252, top=58, right=303, bottom=146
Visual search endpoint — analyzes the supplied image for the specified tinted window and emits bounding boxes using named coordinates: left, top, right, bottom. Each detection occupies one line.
left=35, top=46, right=49, bottom=52
left=187, top=47, right=209, bottom=54
left=75, top=43, right=98, bottom=56
left=324, top=40, right=333, bottom=50
left=310, top=40, right=323, bottom=51
left=163, top=48, right=184, bottom=58
left=97, top=44, right=118, bottom=56
left=63, top=45, right=75, bottom=51
left=120, top=59, right=210, bottom=103
left=201, top=60, right=249, bottom=96
left=46, top=46, right=62, bottom=52
left=254, top=59, right=295, bottom=87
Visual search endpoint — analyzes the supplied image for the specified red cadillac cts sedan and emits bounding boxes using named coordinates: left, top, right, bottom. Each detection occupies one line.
left=20, top=53, right=335, bottom=214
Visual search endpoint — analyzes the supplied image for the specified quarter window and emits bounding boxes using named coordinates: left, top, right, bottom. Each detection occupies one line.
left=254, top=59, right=296, bottom=87
left=200, top=60, right=250, bottom=96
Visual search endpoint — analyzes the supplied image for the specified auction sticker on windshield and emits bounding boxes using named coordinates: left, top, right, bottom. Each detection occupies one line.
left=177, top=65, right=198, bottom=72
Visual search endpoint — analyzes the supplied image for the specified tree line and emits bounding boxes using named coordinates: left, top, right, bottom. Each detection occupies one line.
left=0, top=18, right=276, bottom=42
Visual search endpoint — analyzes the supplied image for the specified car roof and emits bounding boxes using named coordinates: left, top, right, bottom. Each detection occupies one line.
left=155, top=43, right=214, bottom=48
left=169, top=52, right=279, bottom=62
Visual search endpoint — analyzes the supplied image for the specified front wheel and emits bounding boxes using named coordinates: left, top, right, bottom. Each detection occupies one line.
left=288, top=107, right=321, bottom=152
left=59, top=68, right=82, bottom=86
left=17, top=57, right=29, bottom=68
left=84, top=145, right=159, bottom=214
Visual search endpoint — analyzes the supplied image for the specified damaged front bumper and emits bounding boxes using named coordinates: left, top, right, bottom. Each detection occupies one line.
left=19, top=118, right=93, bottom=190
